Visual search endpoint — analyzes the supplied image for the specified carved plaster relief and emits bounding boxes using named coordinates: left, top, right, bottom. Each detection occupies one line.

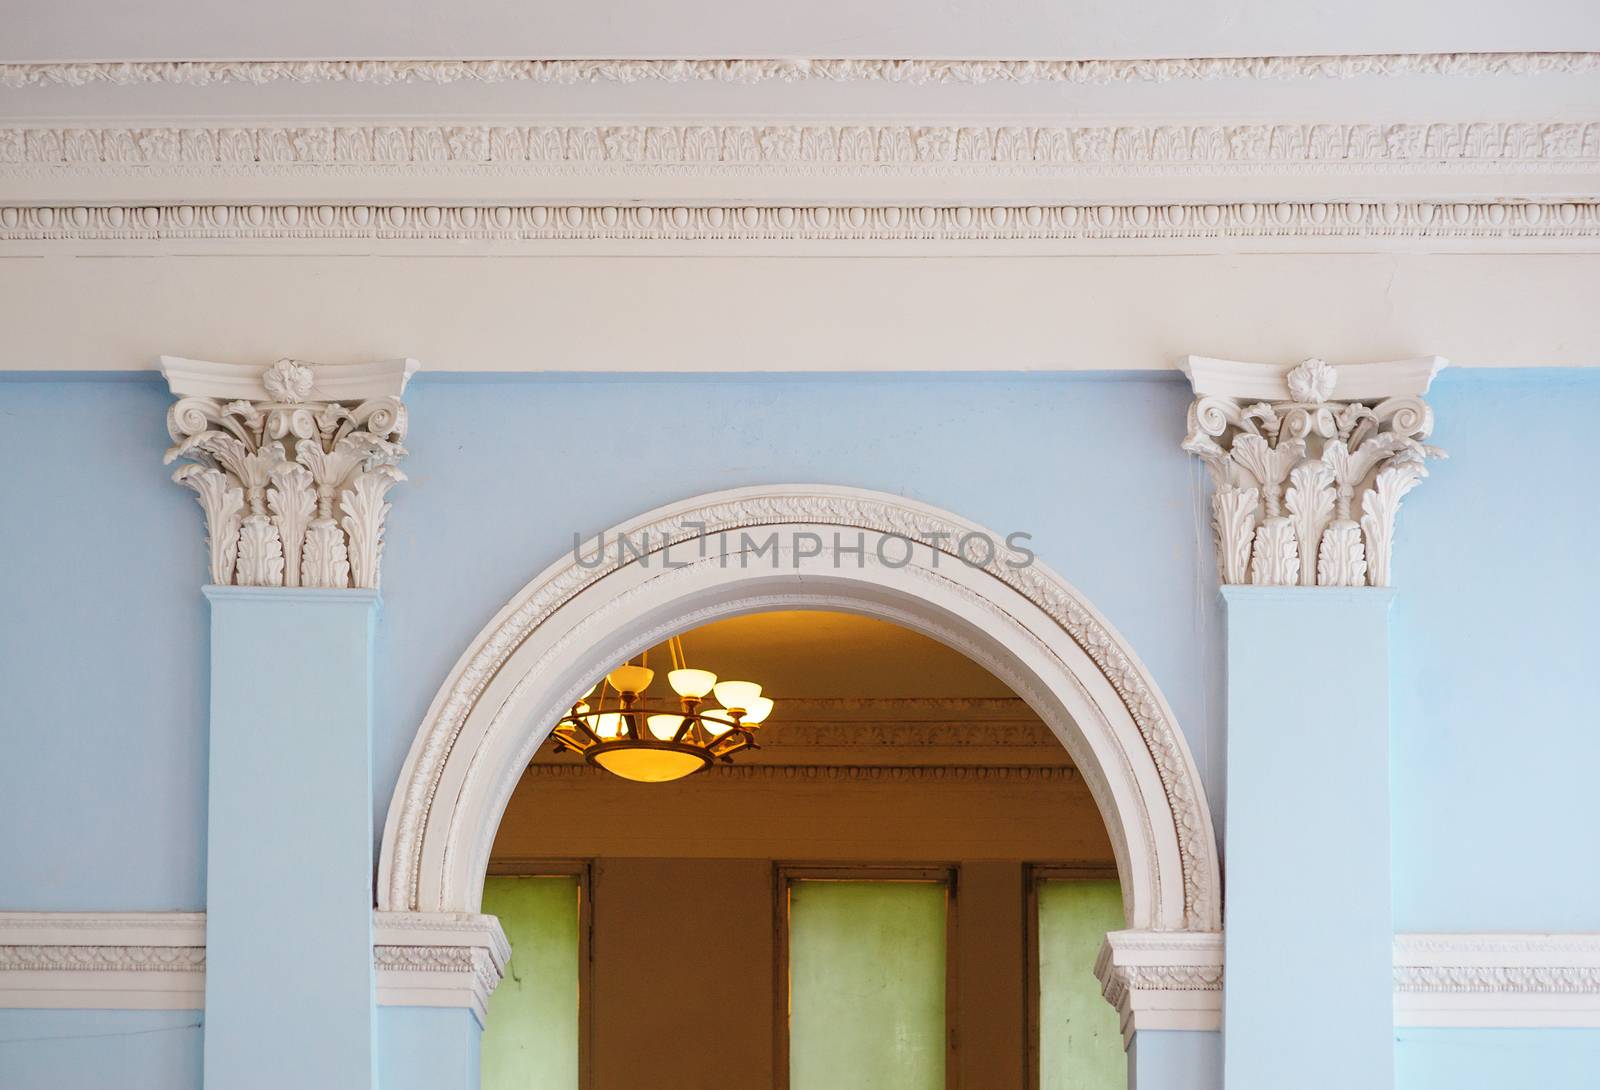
left=161, top=356, right=417, bottom=589
left=1181, top=356, right=1444, bottom=587
left=3, top=52, right=1596, bottom=88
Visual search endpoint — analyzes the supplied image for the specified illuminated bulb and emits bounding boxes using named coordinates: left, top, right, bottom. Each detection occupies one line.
left=647, top=714, right=684, bottom=741
left=712, top=680, right=762, bottom=713
left=741, top=696, right=773, bottom=726
left=606, top=664, right=655, bottom=695
left=701, top=714, right=735, bottom=737
left=594, top=712, right=623, bottom=739
left=668, top=669, right=718, bottom=699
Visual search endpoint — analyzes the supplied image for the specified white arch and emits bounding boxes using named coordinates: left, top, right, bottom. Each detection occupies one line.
left=378, top=485, right=1220, bottom=932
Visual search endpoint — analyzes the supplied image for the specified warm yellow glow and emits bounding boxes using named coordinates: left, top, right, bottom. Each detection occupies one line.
left=573, top=701, right=590, bottom=716
left=701, top=714, right=735, bottom=737
left=668, top=668, right=718, bottom=699
left=593, top=748, right=707, bottom=783
left=593, top=712, right=623, bottom=739
left=742, top=696, right=774, bottom=725
left=712, top=680, right=762, bottom=712
left=647, top=714, right=684, bottom=741
left=606, top=664, right=654, bottom=695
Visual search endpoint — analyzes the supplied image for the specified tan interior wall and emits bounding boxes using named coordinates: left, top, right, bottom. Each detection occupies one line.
left=493, top=770, right=1114, bottom=862
left=588, top=859, right=775, bottom=1090
left=572, top=858, right=1036, bottom=1090
left=492, top=770, right=1112, bottom=1089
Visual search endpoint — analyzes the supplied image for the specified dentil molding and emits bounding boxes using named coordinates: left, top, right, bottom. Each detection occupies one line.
left=6, top=201, right=1597, bottom=245
left=0, top=911, right=509, bottom=1024
left=161, top=356, right=418, bottom=590
left=1094, top=929, right=1225, bottom=1045
left=4, top=120, right=1594, bottom=177
left=1181, top=356, right=1444, bottom=588
left=3, top=52, right=1596, bottom=88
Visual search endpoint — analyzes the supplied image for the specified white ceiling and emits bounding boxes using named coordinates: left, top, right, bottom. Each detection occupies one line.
left=8, top=0, right=1598, bottom=64
left=623, top=610, right=1017, bottom=701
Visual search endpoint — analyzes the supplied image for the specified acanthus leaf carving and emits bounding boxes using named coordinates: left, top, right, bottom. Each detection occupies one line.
left=1359, top=457, right=1429, bottom=588
left=1181, top=356, right=1443, bottom=587
left=163, top=358, right=412, bottom=590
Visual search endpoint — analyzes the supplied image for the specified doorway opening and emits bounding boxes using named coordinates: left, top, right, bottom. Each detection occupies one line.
left=479, top=610, right=1126, bottom=1090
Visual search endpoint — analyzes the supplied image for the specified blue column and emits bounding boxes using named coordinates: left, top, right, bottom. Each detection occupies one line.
left=1132, top=1029, right=1222, bottom=1090
left=203, top=587, right=378, bottom=1090
left=378, top=1008, right=482, bottom=1090
left=1221, top=587, right=1394, bottom=1090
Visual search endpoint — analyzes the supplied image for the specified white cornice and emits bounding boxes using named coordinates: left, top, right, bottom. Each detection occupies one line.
left=3, top=200, right=1596, bottom=249
left=3, top=52, right=1597, bottom=88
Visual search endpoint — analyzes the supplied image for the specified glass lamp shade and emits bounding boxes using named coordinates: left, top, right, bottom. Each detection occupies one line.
left=592, top=747, right=709, bottom=783
left=647, top=714, right=685, bottom=741
left=742, top=696, right=774, bottom=725
left=593, top=712, right=623, bottom=739
left=606, top=664, right=655, bottom=695
left=712, top=680, right=762, bottom=713
left=668, top=668, right=718, bottom=699
left=701, top=714, right=735, bottom=737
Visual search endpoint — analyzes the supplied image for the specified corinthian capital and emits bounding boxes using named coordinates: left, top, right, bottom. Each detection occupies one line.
left=1180, top=356, right=1445, bottom=588
left=160, top=356, right=419, bottom=589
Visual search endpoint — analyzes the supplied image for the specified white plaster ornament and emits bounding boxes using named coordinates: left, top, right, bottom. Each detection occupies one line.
left=162, top=356, right=416, bottom=589
left=1181, top=356, right=1444, bottom=587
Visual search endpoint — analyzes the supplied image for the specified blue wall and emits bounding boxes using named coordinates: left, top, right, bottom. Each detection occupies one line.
left=0, top=1009, right=202, bottom=1090
left=1396, top=1029, right=1600, bottom=1090
left=375, top=372, right=1224, bottom=862
left=0, top=379, right=207, bottom=911
left=4, top=369, right=1598, bottom=931
left=1391, top=369, right=1600, bottom=933
left=3, top=370, right=1598, bottom=1088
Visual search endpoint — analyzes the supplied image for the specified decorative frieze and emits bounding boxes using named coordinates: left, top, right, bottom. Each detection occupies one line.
left=0, top=911, right=508, bottom=1020
left=2, top=51, right=1596, bottom=88
left=1394, top=933, right=1600, bottom=1027
left=1181, top=356, right=1445, bottom=587
left=4, top=120, right=1594, bottom=174
left=161, top=355, right=418, bottom=589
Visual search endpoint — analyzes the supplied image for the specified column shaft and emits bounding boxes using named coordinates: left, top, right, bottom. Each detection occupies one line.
left=203, top=586, right=378, bottom=1090
left=1222, top=586, right=1394, bottom=1090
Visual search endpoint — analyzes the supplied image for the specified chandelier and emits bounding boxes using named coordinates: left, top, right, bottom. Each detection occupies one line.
left=550, top=636, right=774, bottom=783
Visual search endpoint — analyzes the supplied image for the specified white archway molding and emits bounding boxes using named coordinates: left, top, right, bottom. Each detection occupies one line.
left=378, top=485, right=1220, bottom=932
